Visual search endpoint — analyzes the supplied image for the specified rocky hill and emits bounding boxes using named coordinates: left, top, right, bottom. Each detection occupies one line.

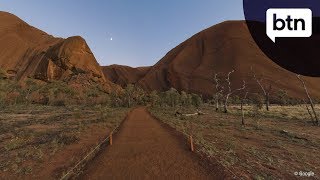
left=105, top=21, right=320, bottom=99
left=102, top=65, right=150, bottom=88
left=3, top=11, right=319, bottom=99
left=0, top=11, right=115, bottom=90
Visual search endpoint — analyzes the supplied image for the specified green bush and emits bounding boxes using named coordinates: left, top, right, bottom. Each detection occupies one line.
left=38, top=81, right=75, bottom=105
left=249, top=93, right=264, bottom=109
left=0, top=77, right=208, bottom=109
left=275, top=89, right=289, bottom=105
left=0, top=68, right=7, bottom=79
left=149, top=90, right=160, bottom=107
left=191, top=93, right=202, bottom=108
left=165, top=88, right=181, bottom=107
left=180, top=91, right=192, bottom=107
left=229, top=95, right=241, bottom=104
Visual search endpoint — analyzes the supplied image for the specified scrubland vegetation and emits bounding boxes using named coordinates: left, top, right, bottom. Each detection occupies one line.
left=0, top=105, right=128, bottom=177
left=1, top=68, right=319, bottom=179
left=0, top=76, right=131, bottom=178
left=150, top=104, right=320, bottom=179
left=0, top=72, right=203, bottom=178
left=147, top=71, right=320, bottom=179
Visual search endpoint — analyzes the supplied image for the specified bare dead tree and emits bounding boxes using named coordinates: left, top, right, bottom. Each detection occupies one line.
left=297, top=75, right=319, bottom=126
left=303, top=99, right=316, bottom=125
left=241, top=91, right=249, bottom=125
left=213, top=73, right=224, bottom=111
left=251, top=67, right=274, bottom=111
left=223, top=70, right=246, bottom=113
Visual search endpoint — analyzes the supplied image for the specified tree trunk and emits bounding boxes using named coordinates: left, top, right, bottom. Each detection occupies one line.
left=305, top=104, right=316, bottom=125
left=128, top=97, right=131, bottom=107
left=297, top=75, right=319, bottom=126
left=309, top=101, right=319, bottom=126
left=224, top=94, right=230, bottom=113
left=25, top=89, right=32, bottom=104
left=241, top=101, right=245, bottom=125
left=241, top=92, right=248, bottom=125
left=215, top=95, right=219, bottom=111
left=266, top=93, right=270, bottom=111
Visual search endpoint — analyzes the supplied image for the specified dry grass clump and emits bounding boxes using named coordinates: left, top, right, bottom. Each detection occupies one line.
left=150, top=104, right=320, bottom=179
left=0, top=104, right=128, bottom=177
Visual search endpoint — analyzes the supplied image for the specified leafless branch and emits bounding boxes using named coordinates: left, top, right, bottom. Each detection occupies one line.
left=214, top=72, right=224, bottom=111
left=223, top=70, right=246, bottom=113
left=225, top=70, right=235, bottom=94
left=297, top=74, right=319, bottom=126
left=251, top=66, right=275, bottom=111
left=232, top=80, right=246, bottom=94
left=241, top=91, right=249, bottom=125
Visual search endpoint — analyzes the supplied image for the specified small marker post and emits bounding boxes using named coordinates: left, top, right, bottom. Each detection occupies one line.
left=110, top=132, right=113, bottom=145
left=190, top=135, right=194, bottom=152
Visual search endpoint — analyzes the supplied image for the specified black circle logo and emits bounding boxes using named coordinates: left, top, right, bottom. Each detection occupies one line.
left=243, top=0, right=320, bottom=77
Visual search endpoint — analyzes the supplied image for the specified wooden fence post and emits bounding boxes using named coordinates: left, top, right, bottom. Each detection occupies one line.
left=190, top=135, right=194, bottom=152
left=110, top=132, right=113, bottom=145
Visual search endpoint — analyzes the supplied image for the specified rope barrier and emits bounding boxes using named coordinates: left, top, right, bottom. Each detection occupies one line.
left=147, top=109, right=239, bottom=179
left=60, top=135, right=110, bottom=180
left=59, top=113, right=127, bottom=180
left=60, top=108, right=239, bottom=179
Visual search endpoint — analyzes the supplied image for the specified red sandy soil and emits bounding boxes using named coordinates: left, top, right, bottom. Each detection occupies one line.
left=0, top=124, right=111, bottom=180
left=103, top=21, right=320, bottom=99
left=150, top=106, right=320, bottom=179
left=80, top=107, right=222, bottom=180
left=0, top=106, right=129, bottom=179
left=34, top=125, right=111, bottom=179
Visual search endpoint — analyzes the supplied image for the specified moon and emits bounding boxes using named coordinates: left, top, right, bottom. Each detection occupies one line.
left=110, top=37, right=113, bottom=41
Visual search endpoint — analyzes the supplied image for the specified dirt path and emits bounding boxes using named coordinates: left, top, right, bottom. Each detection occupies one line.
left=80, top=107, right=218, bottom=180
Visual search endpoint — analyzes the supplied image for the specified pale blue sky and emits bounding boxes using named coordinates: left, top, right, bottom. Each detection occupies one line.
left=1, top=0, right=244, bottom=67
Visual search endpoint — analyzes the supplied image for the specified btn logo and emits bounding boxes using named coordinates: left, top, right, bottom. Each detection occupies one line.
left=266, top=8, right=312, bottom=42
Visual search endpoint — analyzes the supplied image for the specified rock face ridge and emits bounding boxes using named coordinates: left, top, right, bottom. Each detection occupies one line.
left=104, top=21, right=320, bottom=98
left=0, top=11, right=106, bottom=84
left=2, top=11, right=320, bottom=98
left=102, top=65, right=150, bottom=87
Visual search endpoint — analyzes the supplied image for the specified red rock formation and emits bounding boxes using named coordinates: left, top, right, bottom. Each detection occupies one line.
left=135, top=21, right=320, bottom=99
left=104, top=21, right=320, bottom=99
left=3, top=10, right=319, bottom=98
left=102, top=65, right=150, bottom=87
left=0, top=11, right=107, bottom=86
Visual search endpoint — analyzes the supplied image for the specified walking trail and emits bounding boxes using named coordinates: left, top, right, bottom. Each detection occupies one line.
left=80, top=107, right=218, bottom=180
